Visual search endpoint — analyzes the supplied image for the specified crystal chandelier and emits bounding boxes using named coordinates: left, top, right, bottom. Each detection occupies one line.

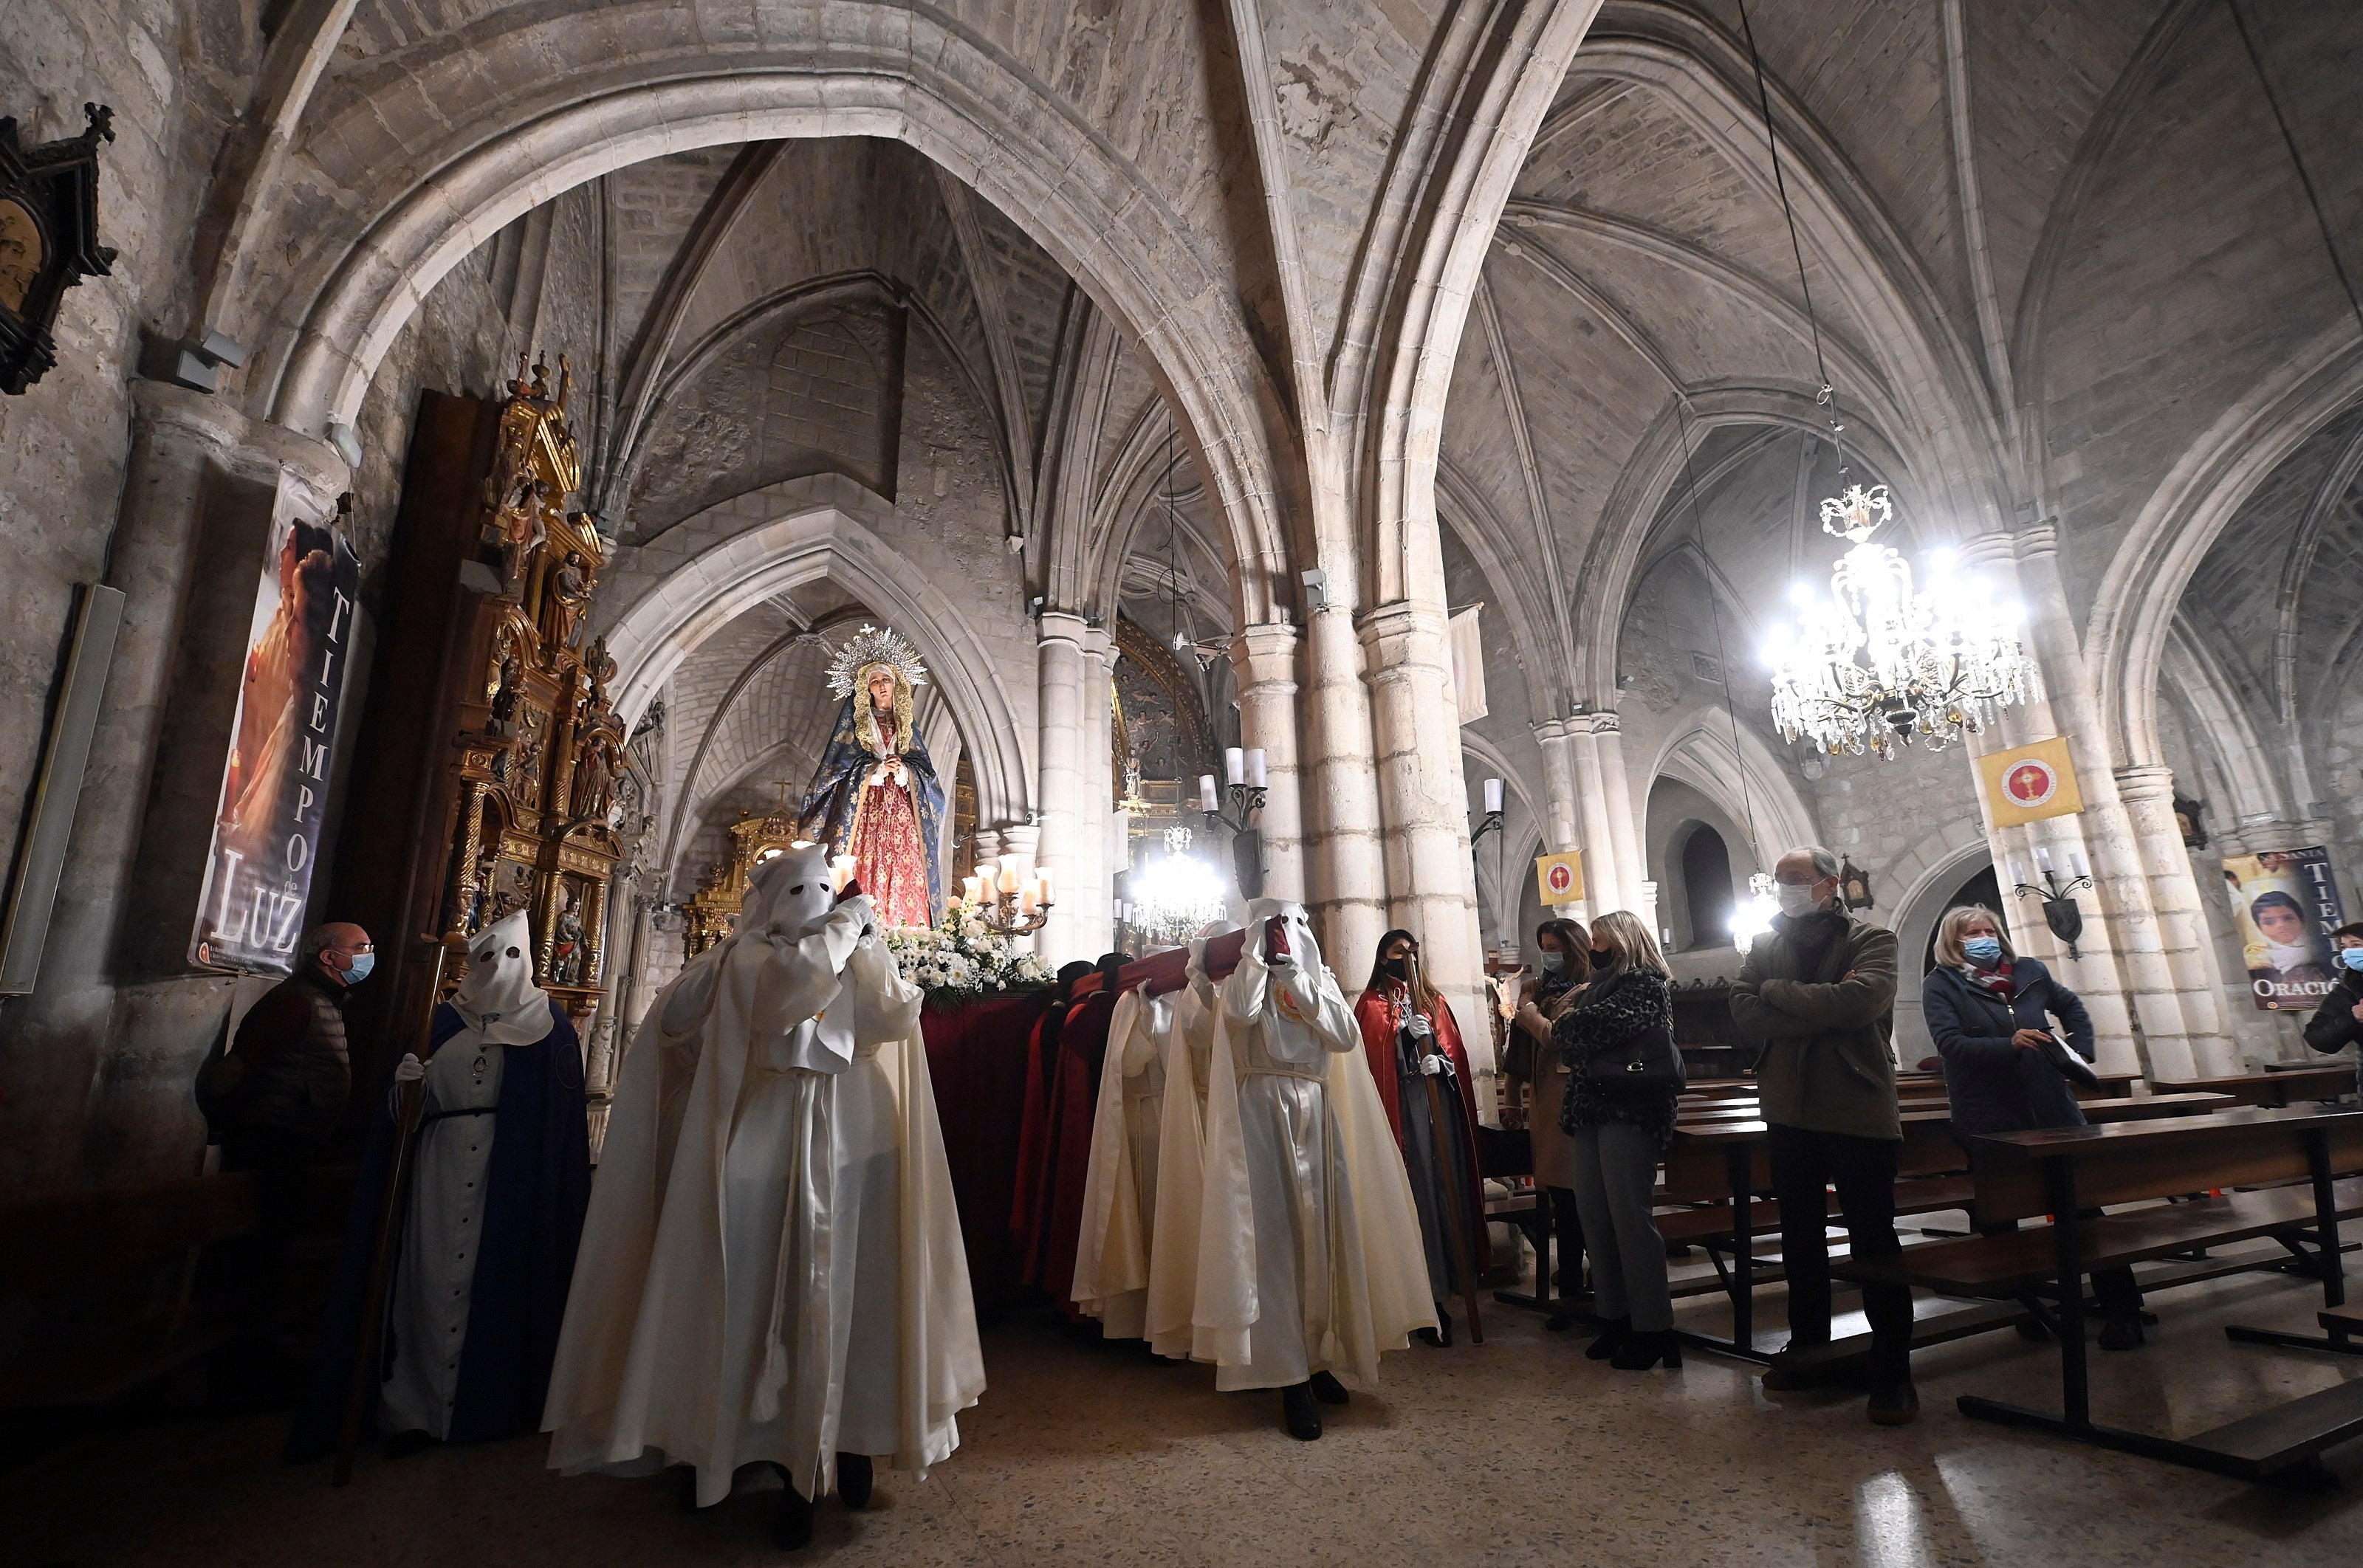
left=1729, top=871, right=1778, bottom=952
left=1128, top=825, right=1228, bottom=948
left=1761, top=484, right=2042, bottom=760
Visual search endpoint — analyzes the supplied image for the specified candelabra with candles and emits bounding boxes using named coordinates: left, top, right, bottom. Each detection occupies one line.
left=2007, top=845, right=2094, bottom=960
left=1196, top=746, right=1269, bottom=900
left=1469, top=776, right=1506, bottom=914
left=947, top=852, right=1055, bottom=936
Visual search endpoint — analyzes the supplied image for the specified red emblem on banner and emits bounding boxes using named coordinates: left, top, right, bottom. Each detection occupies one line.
left=1546, top=862, right=1574, bottom=895
left=2004, top=759, right=2058, bottom=809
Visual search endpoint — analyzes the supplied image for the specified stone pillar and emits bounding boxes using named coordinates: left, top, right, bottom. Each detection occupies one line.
left=1978, top=523, right=2222, bottom=1080
left=1232, top=622, right=1306, bottom=903
left=1301, top=603, right=1385, bottom=966
left=1078, top=624, right=1114, bottom=956
left=1359, top=601, right=1489, bottom=1084
left=1033, top=613, right=1086, bottom=964
left=1594, top=712, right=1646, bottom=921
left=2116, top=763, right=2241, bottom=1074
left=1529, top=718, right=1587, bottom=918
left=1564, top=714, right=1623, bottom=918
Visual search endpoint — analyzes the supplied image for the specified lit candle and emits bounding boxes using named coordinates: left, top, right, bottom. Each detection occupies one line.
left=1245, top=748, right=1267, bottom=788
left=1484, top=777, right=1503, bottom=815
left=1035, top=867, right=1054, bottom=906
left=1198, top=774, right=1219, bottom=811
left=1225, top=747, right=1245, bottom=786
left=2034, top=845, right=2052, bottom=873
left=1020, top=883, right=1037, bottom=914
left=962, top=873, right=983, bottom=905
left=830, top=854, right=857, bottom=893
left=998, top=859, right=1021, bottom=895
left=2069, top=850, right=2088, bottom=879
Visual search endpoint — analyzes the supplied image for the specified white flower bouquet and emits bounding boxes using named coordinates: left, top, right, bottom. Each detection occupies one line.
left=885, top=905, right=1054, bottom=1009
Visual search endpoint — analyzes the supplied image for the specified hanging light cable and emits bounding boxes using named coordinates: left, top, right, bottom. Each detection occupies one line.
left=1734, top=0, right=2040, bottom=759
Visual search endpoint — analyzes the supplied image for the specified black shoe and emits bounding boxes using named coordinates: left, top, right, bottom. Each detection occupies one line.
left=1608, top=1330, right=1683, bottom=1370
left=2013, top=1315, right=2052, bottom=1342
left=771, top=1472, right=814, bottom=1549
left=1759, top=1342, right=1828, bottom=1392
left=2098, top=1316, right=2146, bottom=1352
left=1543, top=1307, right=1582, bottom=1333
left=1308, top=1371, right=1349, bottom=1406
left=837, top=1452, right=874, bottom=1510
left=1280, top=1381, right=1323, bottom=1440
left=1583, top=1316, right=1631, bottom=1361
left=381, top=1429, right=434, bottom=1460
left=1867, top=1381, right=1920, bottom=1426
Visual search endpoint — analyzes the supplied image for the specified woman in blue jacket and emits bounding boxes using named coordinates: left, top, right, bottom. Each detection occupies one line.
left=1922, top=905, right=2145, bottom=1349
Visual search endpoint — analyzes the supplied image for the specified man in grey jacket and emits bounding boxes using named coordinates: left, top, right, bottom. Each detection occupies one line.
left=1728, top=846, right=1915, bottom=1426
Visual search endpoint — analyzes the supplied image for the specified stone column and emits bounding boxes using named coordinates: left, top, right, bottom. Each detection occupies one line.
left=1033, top=613, right=1086, bottom=964
left=1301, top=603, right=1386, bottom=966
left=1232, top=622, right=1306, bottom=903
left=2116, top=763, right=2241, bottom=1074
left=1563, top=714, right=1622, bottom=918
left=1979, top=523, right=2222, bottom=1080
left=1594, top=711, right=1647, bottom=921
left=1359, top=601, right=1489, bottom=1083
left=1529, top=718, right=1587, bottom=918
left=1078, top=624, right=1114, bottom=956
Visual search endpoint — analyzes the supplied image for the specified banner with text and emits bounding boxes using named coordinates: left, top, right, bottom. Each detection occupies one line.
left=2221, top=847, right=2347, bottom=1012
left=190, top=475, right=360, bottom=974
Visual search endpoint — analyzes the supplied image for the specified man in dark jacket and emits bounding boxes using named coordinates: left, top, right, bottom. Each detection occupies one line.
left=1728, top=846, right=1915, bottom=1426
left=206, top=922, right=374, bottom=1314
left=2303, top=921, right=2363, bottom=1083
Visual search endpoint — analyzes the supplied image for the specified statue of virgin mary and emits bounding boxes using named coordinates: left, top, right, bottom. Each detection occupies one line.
left=798, top=625, right=945, bottom=930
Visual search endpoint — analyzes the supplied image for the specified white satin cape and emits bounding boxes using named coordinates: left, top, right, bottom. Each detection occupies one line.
left=1187, top=943, right=1433, bottom=1388
left=541, top=910, right=983, bottom=1503
left=1143, top=956, right=1218, bottom=1357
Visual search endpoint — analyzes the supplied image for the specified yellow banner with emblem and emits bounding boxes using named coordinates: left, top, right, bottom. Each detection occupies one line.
left=1979, top=735, right=2085, bottom=828
left=1534, top=850, right=1585, bottom=906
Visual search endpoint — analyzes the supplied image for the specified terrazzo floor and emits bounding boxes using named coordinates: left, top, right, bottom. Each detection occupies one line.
left=10, top=1248, right=2363, bottom=1567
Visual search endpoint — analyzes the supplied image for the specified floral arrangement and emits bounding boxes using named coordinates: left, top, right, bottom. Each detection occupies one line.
left=885, top=905, right=1054, bottom=1008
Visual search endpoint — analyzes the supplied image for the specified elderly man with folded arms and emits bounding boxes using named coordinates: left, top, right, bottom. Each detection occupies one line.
left=1729, top=846, right=1916, bottom=1426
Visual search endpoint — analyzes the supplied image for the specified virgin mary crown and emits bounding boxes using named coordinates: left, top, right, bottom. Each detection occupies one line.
left=824, top=625, right=927, bottom=699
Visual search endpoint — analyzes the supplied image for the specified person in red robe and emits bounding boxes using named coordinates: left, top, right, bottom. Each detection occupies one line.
left=1354, top=929, right=1485, bottom=1347
left=1011, top=957, right=1125, bottom=1316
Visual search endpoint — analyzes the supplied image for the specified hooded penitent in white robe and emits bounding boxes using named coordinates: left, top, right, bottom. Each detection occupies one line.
left=382, top=909, right=555, bottom=1437
left=1142, top=924, right=1232, bottom=1358
left=1188, top=901, right=1433, bottom=1392
left=1071, top=988, right=1177, bottom=1338
left=543, top=846, right=983, bottom=1505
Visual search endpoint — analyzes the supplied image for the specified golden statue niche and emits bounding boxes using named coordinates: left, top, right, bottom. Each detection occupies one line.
left=682, top=786, right=804, bottom=957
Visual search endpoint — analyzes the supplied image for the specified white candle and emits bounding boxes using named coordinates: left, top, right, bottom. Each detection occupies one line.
left=1198, top=774, right=1220, bottom=811
left=1035, top=867, right=1054, bottom=905
left=1245, top=748, right=1268, bottom=788
left=962, top=873, right=983, bottom=905
left=830, top=854, right=856, bottom=893
left=2070, top=850, right=2088, bottom=878
left=1225, top=747, right=1246, bottom=786
left=2006, top=858, right=2024, bottom=890
left=998, top=860, right=1021, bottom=895
left=2034, top=845, right=2052, bottom=873
left=1020, top=884, right=1037, bottom=914
left=1484, top=777, right=1503, bottom=814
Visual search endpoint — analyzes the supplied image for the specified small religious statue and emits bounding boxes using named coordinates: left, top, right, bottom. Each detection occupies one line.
left=543, top=550, right=591, bottom=649
left=569, top=734, right=614, bottom=824
left=551, top=899, right=587, bottom=987
left=487, top=651, right=524, bottom=737
left=797, top=626, right=945, bottom=930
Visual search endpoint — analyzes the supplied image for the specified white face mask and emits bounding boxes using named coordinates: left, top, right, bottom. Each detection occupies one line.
left=1776, top=881, right=1825, bottom=918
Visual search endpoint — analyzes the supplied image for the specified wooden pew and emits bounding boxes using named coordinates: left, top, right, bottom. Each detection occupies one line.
left=0, top=1175, right=260, bottom=1409
left=2151, top=1065, right=2352, bottom=1108
left=1840, top=1106, right=2363, bottom=1482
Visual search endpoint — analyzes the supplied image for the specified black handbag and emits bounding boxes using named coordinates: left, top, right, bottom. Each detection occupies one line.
left=1585, top=1019, right=1686, bottom=1091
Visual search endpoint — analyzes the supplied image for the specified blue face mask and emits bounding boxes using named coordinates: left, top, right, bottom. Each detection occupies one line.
left=1962, top=937, right=2003, bottom=966
left=2342, top=947, right=2363, bottom=974
left=1539, top=952, right=1565, bottom=974
left=338, top=952, right=375, bottom=985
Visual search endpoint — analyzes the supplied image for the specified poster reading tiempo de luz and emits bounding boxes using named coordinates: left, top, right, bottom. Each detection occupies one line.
left=190, top=474, right=360, bottom=975
left=2220, top=847, right=2347, bottom=1011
